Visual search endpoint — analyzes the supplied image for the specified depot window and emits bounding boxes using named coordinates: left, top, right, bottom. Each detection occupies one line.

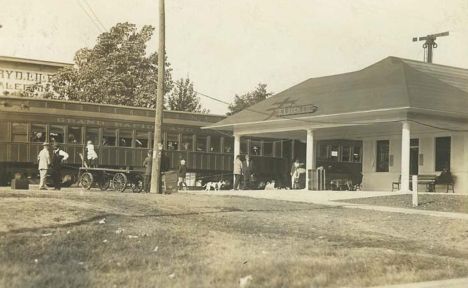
left=376, top=140, right=390, bottom=172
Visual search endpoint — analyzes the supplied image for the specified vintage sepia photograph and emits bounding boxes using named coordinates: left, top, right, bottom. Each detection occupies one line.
left=0, top=0, right=468, bottom=287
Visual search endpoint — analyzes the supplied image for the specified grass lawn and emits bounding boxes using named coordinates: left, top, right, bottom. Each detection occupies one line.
left=340, top=194, right=468, bottom=214
left=1, top=189, right=468, bottom=287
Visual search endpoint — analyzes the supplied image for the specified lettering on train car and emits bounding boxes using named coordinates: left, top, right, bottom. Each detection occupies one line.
left=56, top=118, right=154, bottom=130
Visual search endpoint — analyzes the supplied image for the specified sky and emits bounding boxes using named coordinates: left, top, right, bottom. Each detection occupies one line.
left=1, top=0, right=467, bottom=114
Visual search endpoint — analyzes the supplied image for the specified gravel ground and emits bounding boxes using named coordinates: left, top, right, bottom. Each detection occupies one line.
left=1, top=189, right=468, bottom=287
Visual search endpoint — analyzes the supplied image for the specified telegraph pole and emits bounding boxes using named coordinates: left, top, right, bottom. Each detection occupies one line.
left=150, top=0, right=165, bottom=193
left=412, top=31, right=449, bottom=63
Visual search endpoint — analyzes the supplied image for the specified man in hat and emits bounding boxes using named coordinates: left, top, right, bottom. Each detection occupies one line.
left=37, top=142, right=50, bottom=190
left=50, top=144, right=69, bottom=190
left=143, top=149, right=153, bottom=193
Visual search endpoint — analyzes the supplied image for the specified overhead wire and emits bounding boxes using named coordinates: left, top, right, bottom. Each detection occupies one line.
left=83, top=0, right=107, bottom=32
left=76, top=0, right=105, bottom=33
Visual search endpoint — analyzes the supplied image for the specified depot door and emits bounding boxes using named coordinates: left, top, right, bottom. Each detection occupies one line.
left=410, top=139, right=419, bottom=175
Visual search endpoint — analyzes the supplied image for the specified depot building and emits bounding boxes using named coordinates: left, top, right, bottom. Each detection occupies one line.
left=205, top=56, right=468, bottom=193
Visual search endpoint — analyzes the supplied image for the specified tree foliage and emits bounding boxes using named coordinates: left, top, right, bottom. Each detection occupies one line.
left=167, top=78, right=208, bottom=113
left=44, top=22, right=173, bottom=107
left=227, top=83, right=273, bottom=115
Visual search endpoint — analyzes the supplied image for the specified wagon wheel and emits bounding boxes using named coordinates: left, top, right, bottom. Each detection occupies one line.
left=113, top=173, right=128, bottom=192
left=131, top=174, right=144, bottom=193
left=80, top=172, right=94, bottom=190
left=98, top=174, right=111, bottom=191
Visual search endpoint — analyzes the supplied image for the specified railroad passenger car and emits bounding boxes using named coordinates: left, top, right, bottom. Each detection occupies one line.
left=0, top=96, right=288, bottom=186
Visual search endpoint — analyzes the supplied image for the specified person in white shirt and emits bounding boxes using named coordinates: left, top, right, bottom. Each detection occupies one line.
left=86, top=140, right=98, bottom=167
left=37, top=142, right=51, bottom=190
left=50, top=144, right=69, bottom=190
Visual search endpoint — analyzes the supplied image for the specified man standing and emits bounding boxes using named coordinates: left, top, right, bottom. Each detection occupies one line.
left=143, top=150, right=152, bottom=193
left=50, top=144, right=69, bottom=190
left=233, top=155, right=243, bottom=190
left=37, top=142, right=50, bottom=190
left=242, top=155, right=254, bottom=190
left=290, top=158, right=301, bottom=189
left=178, top=159, right=188, bottom=190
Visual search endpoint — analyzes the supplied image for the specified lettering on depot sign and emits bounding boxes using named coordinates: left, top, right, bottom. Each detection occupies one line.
left=277, top=104, right=318, bottom=116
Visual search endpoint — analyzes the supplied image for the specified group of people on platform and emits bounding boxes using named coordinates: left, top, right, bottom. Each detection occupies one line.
left=142, top=150, right=187, bottom=193
left=37, top=142, right=69, bottom=190
left=37, top=140, right=306, bottom=191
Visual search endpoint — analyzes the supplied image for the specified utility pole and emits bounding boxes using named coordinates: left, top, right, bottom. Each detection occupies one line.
left=412, top=31, right=449, bottom=63
left=150, top=0, right=165, bottom=193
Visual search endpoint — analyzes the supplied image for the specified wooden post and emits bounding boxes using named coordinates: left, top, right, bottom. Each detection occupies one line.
left=412, top=175, right=418, bottom=207
left=150, top=0, right=165, bottom=193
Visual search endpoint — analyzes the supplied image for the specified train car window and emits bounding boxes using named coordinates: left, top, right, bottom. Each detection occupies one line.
left=353, top=146, right=361, bottom=162
left=119, top=130, right=133, bottom=147
left=86, top=127, right=99, bottom=145
left=273, top=141, right=282, bottom=157
left=135, top=131, right=149, bottom=148
left=103, top=128, right=116, bottom=146
left=196, top=136, right=207, bottom=152
left=31, top=124, right=46, bottom=143
left=250, top=140, right=262, bottom=156
left=181, top=134, right=193, bottom=151
left=68, top=127, right=82, bottom=144
left=341, top=146, right=351, bottom=162
left=263, top=141, right=273, bottom=156
left=224, top=138, right=233, bottom=153
left=0, top=122, right=8, bottom=141
left=166, top=133, right=179, bottom=150
left=49, top=125, right=65, bottom=144
left=209, top=136, right=220, bottom=152
left=12, top=122, right=28, bottom=142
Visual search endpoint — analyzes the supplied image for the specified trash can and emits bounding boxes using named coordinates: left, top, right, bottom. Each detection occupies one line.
left=162, top=170, right=178, bottom=194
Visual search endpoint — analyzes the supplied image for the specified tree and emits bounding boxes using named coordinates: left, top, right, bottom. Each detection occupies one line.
left=227, top=83, right=273, bottom=116
left=167, top=78, right=208, bottom=113
left=43, top=22, right=173, bottom=107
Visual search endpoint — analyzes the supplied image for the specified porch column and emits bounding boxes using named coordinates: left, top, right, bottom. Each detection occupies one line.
left=233, top=133, right=241, bottom=184
left=401, top=121, right=411, bottom=191
left=306, top=129, right=315, bottom=190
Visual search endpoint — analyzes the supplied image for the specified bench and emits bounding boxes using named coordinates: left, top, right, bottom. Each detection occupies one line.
left=392, top=174, right=454, bottom=193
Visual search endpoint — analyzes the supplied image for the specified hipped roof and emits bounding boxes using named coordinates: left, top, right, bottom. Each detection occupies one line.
left=207, top=56, right=468, bottom=129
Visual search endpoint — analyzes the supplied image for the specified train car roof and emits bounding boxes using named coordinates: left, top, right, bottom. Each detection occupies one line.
left=0, top=95, right=226, bottom=124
